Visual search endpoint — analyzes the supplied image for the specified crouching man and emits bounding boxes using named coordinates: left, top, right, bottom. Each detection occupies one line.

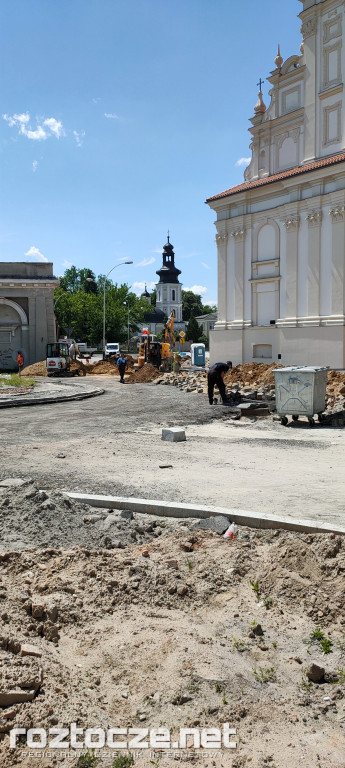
left=207, top=361, right=232, bottom=405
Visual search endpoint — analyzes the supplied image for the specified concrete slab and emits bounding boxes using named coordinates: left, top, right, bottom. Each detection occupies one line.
left=62, top=492, right=345, bottom=535
left=0, top=478, right=26, bottom=488
left=161, top=427, right=186, bottom=442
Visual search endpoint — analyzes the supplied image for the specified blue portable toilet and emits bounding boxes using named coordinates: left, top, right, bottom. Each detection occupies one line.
left=191, top=343, right=206, bottom=366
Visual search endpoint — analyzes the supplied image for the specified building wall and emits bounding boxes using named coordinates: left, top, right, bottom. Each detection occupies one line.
left=0, top=262, right=59, bottom=370
left=208, top=0, right=345, bottom=368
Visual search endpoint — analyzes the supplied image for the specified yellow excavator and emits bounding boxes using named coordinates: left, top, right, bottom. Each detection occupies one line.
left=138, top=310, right=175, bottom=371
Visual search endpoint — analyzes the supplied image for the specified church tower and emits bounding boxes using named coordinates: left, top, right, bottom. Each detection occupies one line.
left=155, top=235, right=183, bottom=322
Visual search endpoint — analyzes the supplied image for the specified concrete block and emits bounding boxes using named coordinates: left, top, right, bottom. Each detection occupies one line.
left=161, top=428, right=186, bottom=442
left=0, top=478, right=26, bottom=488
left=193, top=515, right=230, bottom=534
left=21, top=644, right=42, bottom=658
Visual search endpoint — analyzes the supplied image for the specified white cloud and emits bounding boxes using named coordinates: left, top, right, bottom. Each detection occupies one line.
left=25, top=125, right=48, bottom=141
left=136, top=257, right=155, bottom=267
left=132, top=281, right=156, bottom=296
left=92, top=97, right=101, bottom=104
left=24, top=246, right=48, bottom=263
left=61, top=259, right=73, bottom=269
left=73, top=130, right=85, bottom=147
left=201, top=262, right=211, bottom=270
left=3, top=112, right=65, bottom=142
left=43, top=117, right=64, bottom=138
left=184, top=284, right=208, bottom=296
left=3, top=112, right=30, bottom=128
left=104, top=113, right=119, bottom=120
left=235, top=156, right=251, bottom=167
left=32, top=160, right=39, bottom=172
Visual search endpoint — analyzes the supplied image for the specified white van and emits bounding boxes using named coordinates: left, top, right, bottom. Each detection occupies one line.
left=104, top=342, right=120, bottom=359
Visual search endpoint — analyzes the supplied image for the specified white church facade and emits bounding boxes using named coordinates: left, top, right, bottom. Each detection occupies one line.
left=207, top=0, right=345, bottom=368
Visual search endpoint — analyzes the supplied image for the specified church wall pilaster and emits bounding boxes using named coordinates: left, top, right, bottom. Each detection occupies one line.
left=306, top=206, right=322, bottom=319
left=215, top=229, right=228, bottom=329
left=231, top=226, right=246, bottom=325
left=329, top=204, right=345, bottom=316
left=283, top=215, right=300, bottom=321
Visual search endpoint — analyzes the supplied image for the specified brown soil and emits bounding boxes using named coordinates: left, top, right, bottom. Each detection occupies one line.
left=22, top=360, right=48, bottom=377
left=223, top=362, right=345, bottom=398
left=0, top=484, right=344, bottom=768
left=224, top=363, right=284, bottom=389
left=130, top=363, right=162, bottom=383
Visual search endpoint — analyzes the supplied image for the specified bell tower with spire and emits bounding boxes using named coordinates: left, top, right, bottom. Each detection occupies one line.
left=155, top=234, right=183, bottom=322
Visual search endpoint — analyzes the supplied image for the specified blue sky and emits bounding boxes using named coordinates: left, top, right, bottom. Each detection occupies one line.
left=0, top=0, right=301, bottom=305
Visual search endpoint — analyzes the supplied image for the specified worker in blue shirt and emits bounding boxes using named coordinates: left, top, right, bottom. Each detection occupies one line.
left=117, top=354, right=128, bottom=383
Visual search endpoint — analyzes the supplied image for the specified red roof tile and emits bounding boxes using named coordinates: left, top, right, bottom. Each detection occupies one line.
left=206, top=152, right=345, bottom=203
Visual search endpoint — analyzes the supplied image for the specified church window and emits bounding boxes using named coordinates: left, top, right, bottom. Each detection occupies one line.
left=253, top=344, right=272, bottom=359
left=172, top=289, right=175, bottom=301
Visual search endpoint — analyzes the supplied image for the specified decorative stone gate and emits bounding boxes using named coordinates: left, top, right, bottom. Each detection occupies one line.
left=0, top=262, right=59, bottom=370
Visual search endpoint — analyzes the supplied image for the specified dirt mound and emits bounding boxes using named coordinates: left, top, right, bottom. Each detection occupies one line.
left=327, top=369, right=345, bottom=397
left=1, top=521, right=345, bottom=768
left=224, top=362, right=283, bottom=388
left=223, top=362, right=345, bottom=396
left=84, top=359, right=117, bottom=375
left=22, top=360, right=47, bottom=377
left=84, top=356, right=136, bottom=376
left=132, top=362, right=162, bottom=382
left=0, top=480, right=168, bottom=551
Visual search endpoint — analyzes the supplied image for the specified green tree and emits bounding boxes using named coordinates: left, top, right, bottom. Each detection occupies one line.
left=55, top=267, right=147, bottom=346
left=186, top=313, right=204, bottom=343
left=182, top=290, right=203, bottom=321
left=202, top=303, right=217, bottom=315
left=59, top=266, right=98, bottom=294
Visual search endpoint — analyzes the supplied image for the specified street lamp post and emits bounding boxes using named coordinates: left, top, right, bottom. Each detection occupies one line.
left=123, top=301, right=130, bottom=350
left=103, top=262, right=133, bottom=357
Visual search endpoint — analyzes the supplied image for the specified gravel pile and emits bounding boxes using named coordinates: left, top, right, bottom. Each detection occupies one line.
left=0, top=480, right=187, bottom=551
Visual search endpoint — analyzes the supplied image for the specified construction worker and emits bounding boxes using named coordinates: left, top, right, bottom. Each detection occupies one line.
left=69, top=342, right=76, bottom=360
left=207, top=361, right=232, bottom=405
left=16, top=352, right=24, bottom=377
left=117, top=353, right=128, bottom=383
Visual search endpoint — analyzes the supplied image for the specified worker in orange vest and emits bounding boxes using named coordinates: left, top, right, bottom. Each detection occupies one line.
left=17, top=352, right=24, bottom=376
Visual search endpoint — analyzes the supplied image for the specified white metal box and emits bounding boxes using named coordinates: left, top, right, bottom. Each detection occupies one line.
left=273, top=366, right=328, bottom=417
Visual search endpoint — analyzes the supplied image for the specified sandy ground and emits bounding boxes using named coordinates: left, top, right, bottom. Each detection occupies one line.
left=0, top=487, right=344, bottom=768
left=1, top=377, right=345, bottom=768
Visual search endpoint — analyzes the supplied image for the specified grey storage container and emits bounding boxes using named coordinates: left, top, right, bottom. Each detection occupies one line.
left=273, top=366, right=328, bottom=426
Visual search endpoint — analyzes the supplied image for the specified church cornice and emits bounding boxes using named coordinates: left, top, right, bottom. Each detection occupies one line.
left=206, top=151, right=345, bottom=204
left=249, top=109, right=304, bottom=137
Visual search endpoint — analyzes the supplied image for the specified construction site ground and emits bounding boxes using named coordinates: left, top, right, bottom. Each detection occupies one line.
left=1, top=370, right=345, bottom=768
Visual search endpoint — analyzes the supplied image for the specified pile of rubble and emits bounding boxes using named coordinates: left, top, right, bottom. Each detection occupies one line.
left=158, top=370, right=207, bottom=394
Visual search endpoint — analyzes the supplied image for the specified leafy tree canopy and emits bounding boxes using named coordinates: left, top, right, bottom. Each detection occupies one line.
left=54, top=266, right=147, bottom=346
left=59, top=266, right=98, bottom=294
left=182, top=291, right=217, bottom=321
left=202, top=304, right=217, bottom=315
left=182, top=291, right=203, bottom=321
